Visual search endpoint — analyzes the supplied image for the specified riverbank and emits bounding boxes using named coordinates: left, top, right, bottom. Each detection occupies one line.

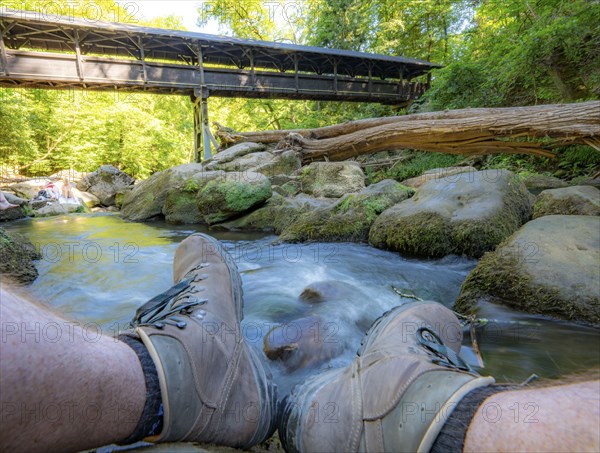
left=2, top=146, right=599, bottom=325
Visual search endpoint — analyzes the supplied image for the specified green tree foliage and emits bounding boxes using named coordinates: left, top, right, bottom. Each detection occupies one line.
left=1, top=0, right=598, bottom=179
left=306, top=0, right=473, bottom=63
left=423, top=0, right=600, bottom=109
left=0, top=1, right=192, bottom=178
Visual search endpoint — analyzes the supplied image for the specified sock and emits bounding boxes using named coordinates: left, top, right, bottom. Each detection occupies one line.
left=118, top=335, right=164, bottom=444
left=430, top=384, right=517, bottom=453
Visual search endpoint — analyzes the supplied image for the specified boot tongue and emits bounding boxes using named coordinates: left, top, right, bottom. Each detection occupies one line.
left=361, top=357, right=432, bottom=420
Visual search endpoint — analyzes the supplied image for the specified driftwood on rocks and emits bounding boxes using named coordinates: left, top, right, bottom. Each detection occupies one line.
left=217, top=102, right=600, bottom=164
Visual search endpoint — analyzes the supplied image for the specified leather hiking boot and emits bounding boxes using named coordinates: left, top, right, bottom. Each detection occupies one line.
left=280, top=301, right=494, bottom=453
left=123, top=233, right=277, bottom=448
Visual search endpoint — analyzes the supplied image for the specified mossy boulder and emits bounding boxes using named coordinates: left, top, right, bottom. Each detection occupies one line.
left=533, top=185, right=600, bottom=218
left=197, top=171, right=272, bottom=225
left=120, top=163, right=204, bottom=221
left=163, top=190, right=202, bottom=224
left=251, top=150, right=302, bottom=179
left=273, top=180, right=301, bottom=197
left=569, top=176, right=600, bottom=189
left=214, top=151, right=274, bottom=172
left=299, top=161, right=365, bottom=198
left=279, top=179, right=413, bottom=243
left=369, top=170, right=532, bottom=258
left=0, top=205, right=26, bottom=222
left=162, top=171, right=225, bottom=224
left=214, top=193, right=333, bottom=233
left=520, top=173, right=568, bottom=195
left=203, top=142, right=266, bottom=170
left=0, top=228, right=41, bottom=284
left=402, top=166, right=476, bottom=189
left=77, top=165, right=135, bottom=206
left=455, top=215, right=600, bottom=325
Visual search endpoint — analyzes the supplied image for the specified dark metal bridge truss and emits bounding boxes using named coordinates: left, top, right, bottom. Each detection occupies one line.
left=0, top=8, right=440, bottom=160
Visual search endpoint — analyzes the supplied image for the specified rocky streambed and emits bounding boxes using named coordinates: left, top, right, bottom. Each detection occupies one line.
left=2, top=142, right=599, bottom=451
left=2, top=141, right=599, bottom=339
left=111, top=143, right=599, bottom=326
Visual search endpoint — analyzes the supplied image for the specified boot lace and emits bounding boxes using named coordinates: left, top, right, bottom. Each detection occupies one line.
left=130, top=263, right=210, bottom=330
left=417, top=327, right=474, bottom=372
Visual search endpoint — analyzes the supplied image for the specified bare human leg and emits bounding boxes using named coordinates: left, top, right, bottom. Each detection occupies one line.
left=0, top=285, right=146, bottom=452
left=1, top=233, right=277, bottom=452
left=0, top=191, right=18, bottom=210
left=464, top=379, right=600, bottom=452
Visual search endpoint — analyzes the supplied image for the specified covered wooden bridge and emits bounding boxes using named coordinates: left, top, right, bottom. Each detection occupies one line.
left=0, top=8, right=440, bottom=161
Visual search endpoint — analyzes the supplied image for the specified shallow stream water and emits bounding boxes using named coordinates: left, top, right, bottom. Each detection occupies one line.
left=5, top=213, right=599, bottom=395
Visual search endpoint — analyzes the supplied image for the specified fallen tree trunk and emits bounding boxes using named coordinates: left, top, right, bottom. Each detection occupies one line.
left=217, top=101, right=600, bottom=162
left=217, top=102, right=600, bottom=151
left=268, top=102, right=600, bottom=163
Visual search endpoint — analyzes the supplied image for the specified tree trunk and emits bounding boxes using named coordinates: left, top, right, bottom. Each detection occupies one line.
left=271, top=102, right=599, bottom=163
left=218, top=102, right=600, bottom=156
left=216, top=102, right=599, bottom=162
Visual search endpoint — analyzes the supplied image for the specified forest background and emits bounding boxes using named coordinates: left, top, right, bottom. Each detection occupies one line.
left=0, top=0, right=598, bottom=181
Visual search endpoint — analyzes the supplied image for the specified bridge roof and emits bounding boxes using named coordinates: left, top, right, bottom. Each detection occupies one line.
left=0, top=8, right=440, bottom=80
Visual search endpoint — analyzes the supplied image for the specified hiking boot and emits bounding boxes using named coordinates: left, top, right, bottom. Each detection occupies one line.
left=124, top=233, right=277, bottom=448
left=280, top=301, right=494, bottom=453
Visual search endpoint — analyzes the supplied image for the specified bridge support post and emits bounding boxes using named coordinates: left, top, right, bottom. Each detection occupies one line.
left=192, top=87, right=218, bottom=162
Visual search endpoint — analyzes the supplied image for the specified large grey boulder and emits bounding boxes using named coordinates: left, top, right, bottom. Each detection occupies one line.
left=455, top=215, right=600, bottom=325
left=0, top=206, right=26, bottom=222
left=203, top=142, right=266, bottom=170
left=402, top=166, right=476, bottom=189
left=251, top=150, right=302, bottom=179
left=299, top=161, right=365, bottom=198
left=279, top=180, right=414, bottom=243
left=196, top=171, right=272, bottom=225
left=369, top=170, right=532, bottom=258
left=34, top=202, right=82, bottom=217
left=3, top=192, right=28, bottom=206
left=521, top=174, right=568, bottom=195
left=0, top=228, right=41, bottom=284
left=214, top=151, right=274, bottom=172
left=120, top=163, right=203, bottom=221
left=77, top=165, right=135, bottom=206
left=7, top=180, right=45, bottom=199
left=533, top=185, right=600, bottom=218
left=0, top=191, right=27, bottom=221
left=214, top=193, right=334, bottom=233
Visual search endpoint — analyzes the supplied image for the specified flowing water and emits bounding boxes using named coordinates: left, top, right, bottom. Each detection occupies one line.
left=4, top=214, right=599, bottom=395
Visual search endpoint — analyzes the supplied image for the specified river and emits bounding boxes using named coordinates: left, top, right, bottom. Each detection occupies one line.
left=5, top=213, right=599, bottom=395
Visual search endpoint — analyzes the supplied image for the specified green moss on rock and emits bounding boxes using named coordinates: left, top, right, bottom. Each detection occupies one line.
left=299, top=161, right=365, bottom=198
left=280, top=180, right=412, bottom=243
left=197, top=172, right=272, bottom=225
left=533, top=185, right=600, bottom=218
left=163, top=189, right=203, bottom=224
left=0, top=228, right=40, bottom=284
left=120, top=163, right=204, bottom=221
left=369, top=210, right=452, bottom=256
left=455, top=215, right=600, bottom=325
left=369, top=170, right=532, bottom=258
